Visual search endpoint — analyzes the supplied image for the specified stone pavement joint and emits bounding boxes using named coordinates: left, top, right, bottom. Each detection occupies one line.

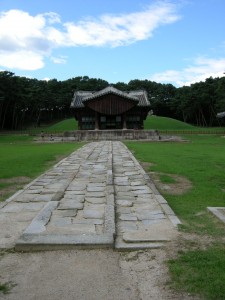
left=0, top=141, right=181, bottom=251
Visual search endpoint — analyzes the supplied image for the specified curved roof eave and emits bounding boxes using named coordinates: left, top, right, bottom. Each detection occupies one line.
left=82, top=86, right=139, bottom=103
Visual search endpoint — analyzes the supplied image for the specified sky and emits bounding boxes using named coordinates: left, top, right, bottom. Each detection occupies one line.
left=0, top=0, right=225, bottom=87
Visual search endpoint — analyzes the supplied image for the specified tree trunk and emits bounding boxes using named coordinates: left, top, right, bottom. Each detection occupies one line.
left=1, top=101, right=10, bottom=129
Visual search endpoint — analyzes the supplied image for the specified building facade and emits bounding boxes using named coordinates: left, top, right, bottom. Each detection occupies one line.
left=70, top=86, right=151, bottom=130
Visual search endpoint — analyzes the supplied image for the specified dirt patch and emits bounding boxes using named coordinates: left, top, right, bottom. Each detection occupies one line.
left=140, top=161, right=192, bottom=196
left=119, top=245, right=198, bottom=300
left=149, top=172, right=192, bottom=195
left=140, top=161, right=156, bottom=170
left=168, top=232, right=221, bottom=256
left=0, top=177, right=30, bottom=184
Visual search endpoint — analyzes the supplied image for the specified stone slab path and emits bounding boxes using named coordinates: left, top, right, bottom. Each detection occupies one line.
left=0, top=141, right=180, bottom=251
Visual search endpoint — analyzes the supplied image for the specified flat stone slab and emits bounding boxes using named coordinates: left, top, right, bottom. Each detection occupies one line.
left=72, top=219, right=104, bottom=225
left=83, top=210, right=104, bottom=219
left=53, top=210, right=77, bottom=217
left=15, top=194, right=37, bottom=202
left=62, top=195, right=85, bottom=202
left=137, top=211, right=166, bottom=220
left=48, top=218, right=72, bottom=228
left=58, top=201, right=84, bottom=210
left=118, top=221, right=138, bottom=232
left=117, top=207, right=132, bottom=214
left=85, top=197, right=106, bottom=204
left=116, top=196, right=136, bottom=201
left=123, top=231, right=171, bottom=243
left=2, top=202, right=44, bottom=213
left=23, top=201, right=58, bottom=234
left=116, top=200, right=133, bottom=207
left=115, top=237, right=164, bottom=250
left=85, top=192, right=105, bottom=198
left=119, top=214, right=137, bottom=221
left=15, top=234, right=114, bottom=251
left=87, top=186, right=105, bottom=192
left=67, top=184, right=86, bottom=191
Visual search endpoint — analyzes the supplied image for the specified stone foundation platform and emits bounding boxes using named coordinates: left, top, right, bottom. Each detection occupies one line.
left=63, top=129, right=160, bottom=141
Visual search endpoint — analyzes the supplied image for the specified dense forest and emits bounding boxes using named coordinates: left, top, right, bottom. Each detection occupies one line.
left=0, top=71, right=224, bottom=130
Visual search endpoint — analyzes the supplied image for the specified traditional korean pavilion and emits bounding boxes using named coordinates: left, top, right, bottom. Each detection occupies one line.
left=70, top=86, right=151, bottom=130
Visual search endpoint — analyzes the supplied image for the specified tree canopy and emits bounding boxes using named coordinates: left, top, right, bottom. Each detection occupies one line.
left=0, top=71, right=224, bottom=130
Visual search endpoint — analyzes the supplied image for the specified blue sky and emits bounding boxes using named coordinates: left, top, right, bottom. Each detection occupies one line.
left=0, top=0, right=224, bottom=86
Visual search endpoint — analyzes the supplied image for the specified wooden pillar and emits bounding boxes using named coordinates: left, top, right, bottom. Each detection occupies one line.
left=78, top=117, right=81, bottom=130
left=123, top=113, right=127, bottom=130
left=95, top=112, right=99, bottom=130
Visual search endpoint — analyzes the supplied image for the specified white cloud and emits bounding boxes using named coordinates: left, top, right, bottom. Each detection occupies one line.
left=0, top=2, right=180, bottom=70
left=64, top=2, right=180, bottom=47
left=0, top=50, right=44, bottom=70
left=150, top=56, right=225, bottom=87
left=43, top=12, right=61, bottom=25
left=0, top=9, right=58, bottom=70
left=50, top=55, right=67, bottom=64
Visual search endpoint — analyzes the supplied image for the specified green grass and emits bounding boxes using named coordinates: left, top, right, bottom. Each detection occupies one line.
left=159, top=174, right=176, bottom=184
left=168, top=246, right=225, bottom=300
left=144, top=116, right=195, bottom=130
left=126, top=135, right=225, bottom=299
left=0, top=182, right=13, bottom=189
left=144, top=116, right=225, bottom=133
left=11, top=118, right=78, bottom=134
left=45, top=118, right=78, bottom=132
left=0, top=282, right=11, bottom=294
left=0, top=281, right=16, bottom=294
left=0, top=135, right=33, bottom=143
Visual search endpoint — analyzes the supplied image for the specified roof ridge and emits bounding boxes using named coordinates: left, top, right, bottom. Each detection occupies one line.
left=82, top=86, right=139, bottom=102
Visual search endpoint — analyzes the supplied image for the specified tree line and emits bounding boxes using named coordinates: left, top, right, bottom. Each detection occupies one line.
left=0, top=71, right=224, bottom=130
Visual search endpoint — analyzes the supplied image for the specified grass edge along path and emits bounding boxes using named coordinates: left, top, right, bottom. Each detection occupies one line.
left=0, top=135, right=83, bottom=201
left=125, top=135, right=225, bottom=299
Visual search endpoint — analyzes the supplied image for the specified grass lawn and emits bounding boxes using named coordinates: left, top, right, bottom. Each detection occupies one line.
left=144, top=116, right=225, bottom=133
left=45, top=118, right=78, bottom=132
left=20, top=118, right=78, bottom=134
left=144, top=116, right=195, bottom=130
left=0, top=135, right=83, bottom=201
left=126, top=135, right=225, bottom=299
left=168, top=246, right=225, bottom=300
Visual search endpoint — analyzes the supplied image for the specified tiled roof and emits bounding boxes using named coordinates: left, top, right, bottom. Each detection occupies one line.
left=71, top=87, right=150, bottom=108
left=71, top=91, right=93, bottom=108
left=128, top=90, right=150, bottom=107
